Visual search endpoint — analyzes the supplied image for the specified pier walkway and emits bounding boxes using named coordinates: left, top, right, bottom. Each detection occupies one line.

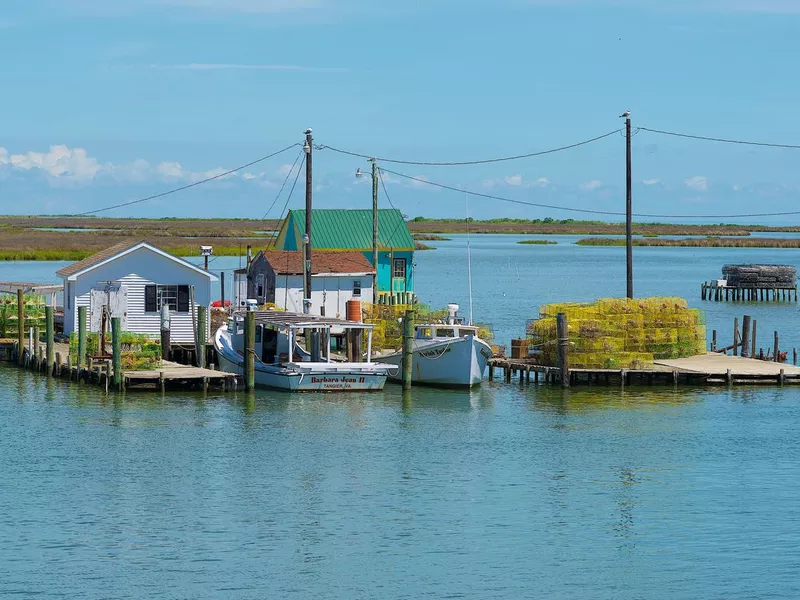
left=489, top=353, right=800, bottom=386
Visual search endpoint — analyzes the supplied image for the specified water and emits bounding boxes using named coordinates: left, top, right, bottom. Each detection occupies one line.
left=3, top=237, right=800, bottom=598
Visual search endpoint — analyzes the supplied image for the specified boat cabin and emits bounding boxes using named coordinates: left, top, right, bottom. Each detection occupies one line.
left=415, top=324, right=480, bottom=340
left=227, top=311, right=377, bottom=365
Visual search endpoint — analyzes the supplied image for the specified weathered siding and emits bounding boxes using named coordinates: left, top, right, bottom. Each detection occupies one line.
left=62, top=245, right=214, bottom=343
left=274, top=274, right=373, bottom=318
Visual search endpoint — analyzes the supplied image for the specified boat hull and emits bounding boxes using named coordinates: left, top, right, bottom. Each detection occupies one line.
left=214, top=327, right=388, bottom=392
left=382, top=336, right=492, bottom=387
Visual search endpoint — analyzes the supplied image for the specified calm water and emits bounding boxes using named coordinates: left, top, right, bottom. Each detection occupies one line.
left=2, top=237, right=800, bottom=598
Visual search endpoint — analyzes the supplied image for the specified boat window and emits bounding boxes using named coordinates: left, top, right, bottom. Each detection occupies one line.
left=416, top=327, right=433, bottom=339
left=435, top=328, right=456, bottom=338
left=353, top=280, right=362, bottom=297
left=255, top=326, right=262, bottom=344
left=459, top=328, right=477, bottom=337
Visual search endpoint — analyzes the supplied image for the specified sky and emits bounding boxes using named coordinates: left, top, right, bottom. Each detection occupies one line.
left=1, top=0, right=799, bottom=222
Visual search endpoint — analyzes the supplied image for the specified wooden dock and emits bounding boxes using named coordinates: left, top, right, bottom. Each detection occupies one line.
left=1, top=340, right=241, bottom=392
left=489, top=353, right=800, bottom=386
left=701, top=281, right=797, bottom=302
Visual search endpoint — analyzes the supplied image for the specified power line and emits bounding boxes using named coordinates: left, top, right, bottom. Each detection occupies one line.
left=380, top=167, right=800, bottom=220
left=80, top=143, right=301, bottom=216
left=259, top=148, right=304, bottom=221
left=317, top=130, right=621, bottom=166
left=640, top=127, right=800, bottom=150
left=266, top=155, right=306, bottom=248
left=377, top=168, right=411, bottom=245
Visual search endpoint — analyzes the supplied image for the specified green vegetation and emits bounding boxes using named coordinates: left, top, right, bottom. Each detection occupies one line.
left=517, top=240, right=558, bottom=245
left=412, top=233, right=452, bottom=241
left=576, top=237, right=800, bottom=248
left=69, top=332, right=162, bottom=371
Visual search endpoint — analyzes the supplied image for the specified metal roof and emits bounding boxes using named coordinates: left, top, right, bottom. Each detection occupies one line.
left=235, top=310, right=374, bottom=330
left=278, top=209, right=415, bottom=251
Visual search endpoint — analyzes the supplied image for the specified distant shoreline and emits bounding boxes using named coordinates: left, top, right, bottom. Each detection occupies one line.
left=2, top=215, right=800, bottom=260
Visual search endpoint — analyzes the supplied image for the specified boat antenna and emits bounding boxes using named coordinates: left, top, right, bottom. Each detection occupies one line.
left=465, top=191, right=474, bottom=325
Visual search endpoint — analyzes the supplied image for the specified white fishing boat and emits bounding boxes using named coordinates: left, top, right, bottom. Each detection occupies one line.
left=380, top=304, right=493, bottom=387
left=214, top=310, right=392, bottom=392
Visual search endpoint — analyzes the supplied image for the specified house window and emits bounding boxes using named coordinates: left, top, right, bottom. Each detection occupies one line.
left=393, top=258, right=406, bottom=279
left=145, top=285, right=190, bottom=313
left=353, top=280, right=362, bottom=297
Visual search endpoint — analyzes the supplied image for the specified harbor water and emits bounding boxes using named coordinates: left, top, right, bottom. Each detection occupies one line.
left=2, top=236, right=800, bottom=598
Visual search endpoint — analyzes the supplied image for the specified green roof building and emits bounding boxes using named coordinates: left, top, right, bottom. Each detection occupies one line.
left=274, top=209, right=415, bottom=294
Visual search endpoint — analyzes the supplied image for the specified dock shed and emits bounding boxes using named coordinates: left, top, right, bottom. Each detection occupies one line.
left=247, top=250, right=374, bottom=317
left=57, top=240, right=217, bottom=343
left=274, top=209, right=415, bottom=296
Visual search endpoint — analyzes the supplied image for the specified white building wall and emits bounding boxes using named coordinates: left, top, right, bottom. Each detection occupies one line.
left=274, top=273, right=373, bottom=318
left=63, top=246, right=214, bottom=343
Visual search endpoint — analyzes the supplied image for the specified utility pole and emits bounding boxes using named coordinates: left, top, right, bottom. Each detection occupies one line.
left=303, top=128, right=313, bottom=314
left=371, top=158, right=379, bottom=294
left=625, top=113, right=633, bottom=299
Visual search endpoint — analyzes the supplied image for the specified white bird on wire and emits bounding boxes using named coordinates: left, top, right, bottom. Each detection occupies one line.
left=619, top=110, right=631, bottom=118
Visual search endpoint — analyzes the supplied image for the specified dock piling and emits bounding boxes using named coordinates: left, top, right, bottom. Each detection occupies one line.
left=402, top=309, right=415, bottom=390
left=78, top=306, right=87, bottom=372
left=741, top=315, right=751, bottom=358
left=752, top=319, right=757, bottom=358
left=774, top=331, right=780, bottom=363
left=557, top=312, right=570, bottom=389
left=196, top=305, right=207, bottom=369
left=16, top=291, right=24, bottom=366
left=244, top=311, right=255, bottom=391
left=160, top=306, right=171, bottom=361
left=112, top=317, right=122, bottom=391
left=733, top=318, right=739, bottom=356
left=45, top=306, right=54, bottom=376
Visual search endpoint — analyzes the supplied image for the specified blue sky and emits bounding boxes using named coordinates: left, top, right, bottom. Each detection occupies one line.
left=1, top=0, right=799, bottom=222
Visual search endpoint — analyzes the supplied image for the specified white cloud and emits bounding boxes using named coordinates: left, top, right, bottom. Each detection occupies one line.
left=580, top=179, right=602, bottom=191
left=642, top=178, right=661, bottom=186
left=533, top=177, right=550, bottom=188
left=684, top=175, right=709, bottom=192
left=0, top=145, right=103, bottom=181
left=148, top=63, right=346, bottom=73
left=505, top=174, right=523, bottom=186
left=0, top=144, right=262, bottom=187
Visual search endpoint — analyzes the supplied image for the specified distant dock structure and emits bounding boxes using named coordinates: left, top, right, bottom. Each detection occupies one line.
left=702, top=264, right=798, bottom=302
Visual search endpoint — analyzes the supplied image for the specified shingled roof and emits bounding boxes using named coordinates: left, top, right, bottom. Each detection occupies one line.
left=262, top=250, right=374, bottom=275
left=55, top=239, right=145, bottom=278
left=55, top=239, right=217, bottom=280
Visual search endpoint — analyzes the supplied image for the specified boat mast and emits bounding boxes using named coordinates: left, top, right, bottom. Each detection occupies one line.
left=465, top=192, right=474, bottom=325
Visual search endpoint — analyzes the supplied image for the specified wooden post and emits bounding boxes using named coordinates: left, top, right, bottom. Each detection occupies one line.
left=45, top=306, right=54, bottom=376
left=712, top=330, right=717, bottom=352
left=557, top=312, right=569, bottom=388
left=220, top=271, right=226, bottom=309
left=402, top=309, right=414, bottom=390
left=111, top=317, right=122, bottom=391
left=55, top=352, right=61, bottom=377
left=196, top=305, right=207, bottom=369
left=740, top=315, right=751, bottom=358
left=78, top=305, right=87, bottom=372
left=726, top=369, right=732, bottom=386
left=16, top=290, right=25, bottom=366
left=33, top=324, right=40, bottom=360
left=794, top=348, right=797, bottom=366
left=780, top=368, right=786, bottom=386
left=160, top=305, right=171, bottom=361
left=244, top=311, right=255, bottom=391
left=733, top=317, right=739, bottom=356
left=751, top=319, right=757, bottom=358
left=774, top=331, right=779, bottom=363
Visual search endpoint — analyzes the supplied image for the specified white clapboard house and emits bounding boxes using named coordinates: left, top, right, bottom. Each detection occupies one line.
left=245, top=250, right=375, bottom=317
left=57, top=240, right=217, bottom=343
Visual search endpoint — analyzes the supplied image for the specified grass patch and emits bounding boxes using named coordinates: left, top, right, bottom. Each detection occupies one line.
left=413, top=234, right=452, bottom=241
left=576, top=237, right=800, bottom=248
left=517, top=240, right=558, bottom=245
